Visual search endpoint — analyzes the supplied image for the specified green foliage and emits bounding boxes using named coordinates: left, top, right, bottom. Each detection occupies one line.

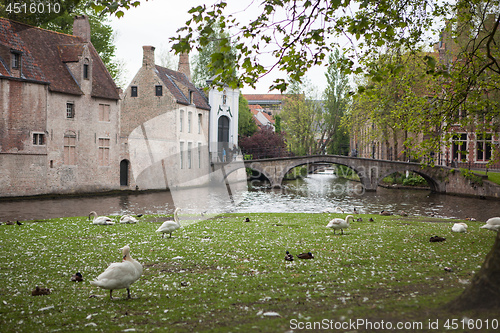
left=238, top=95, right=258, bottom=137
left=281, top=79, right=322, bottom=155
left=0, top=213, right=495, bottom=331
left=460, top=168, right=484, bottom=186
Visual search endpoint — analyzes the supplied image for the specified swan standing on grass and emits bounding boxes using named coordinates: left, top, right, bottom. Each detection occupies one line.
left=452, top=222, right=468, bottom=233
left=326, top=215, right=354, bottom=235
left=156, top=208, right=181, bottom=238
left=120, top=215, right=138, bottom=224
left=89, top=211, right=114, bottom=225
left=480, top=217, right=500, bottom=232
left=90, top=245, right=143, bottom=300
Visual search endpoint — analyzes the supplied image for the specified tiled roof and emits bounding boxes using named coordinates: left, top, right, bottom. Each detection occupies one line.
left=156, top=65, right=210, bottom=110
left=243, top=94, right=284, bottom=102
left=0, top=18, right=119, bottom=100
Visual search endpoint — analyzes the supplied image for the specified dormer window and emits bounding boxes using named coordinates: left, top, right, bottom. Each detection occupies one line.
left=189, top=91, right=194, bottom=104
left=11, top=50, right=21, bottom=69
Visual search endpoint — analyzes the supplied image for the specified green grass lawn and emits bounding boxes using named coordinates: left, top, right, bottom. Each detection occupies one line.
left=474, top=170, right=500, bottom=185
left=0, top=213, right=498, bottom=332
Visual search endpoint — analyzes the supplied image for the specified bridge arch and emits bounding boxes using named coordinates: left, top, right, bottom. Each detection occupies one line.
left=377, top=168, right=440, bottom=192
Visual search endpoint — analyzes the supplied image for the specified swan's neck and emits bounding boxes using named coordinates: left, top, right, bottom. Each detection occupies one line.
left=174, top=210, right=180, bottom=226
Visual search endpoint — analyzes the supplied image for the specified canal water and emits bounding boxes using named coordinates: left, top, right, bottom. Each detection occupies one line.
left=1, top=173, right=499, bottom=222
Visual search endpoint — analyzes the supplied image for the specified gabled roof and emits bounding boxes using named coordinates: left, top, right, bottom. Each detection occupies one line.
left=249, top=104, right=275, bottom=128
left=0, top=18, right=119, bottom=100
left=155, top=65, right=210, bottom=110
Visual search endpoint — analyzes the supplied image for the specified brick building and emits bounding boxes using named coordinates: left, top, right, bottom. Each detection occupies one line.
left=120, top=46, right=214, bottom=190
left=0, top=16, right=121, bottom=197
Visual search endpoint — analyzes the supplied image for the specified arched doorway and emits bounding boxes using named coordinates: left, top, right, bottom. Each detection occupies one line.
left=218, top=116, right=230, bottom=161
left=120, top=159, right=129, bottom=186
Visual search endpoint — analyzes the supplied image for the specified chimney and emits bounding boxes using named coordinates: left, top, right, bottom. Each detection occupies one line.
left=73, top=15, right=91, bottom=42
left=142, top=45, right=155, bottom=68
left=178, top=52, right=191, bottom=81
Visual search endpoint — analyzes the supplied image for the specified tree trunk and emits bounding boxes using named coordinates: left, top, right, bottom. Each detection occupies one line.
left=448, top=232, right=500, bottom=310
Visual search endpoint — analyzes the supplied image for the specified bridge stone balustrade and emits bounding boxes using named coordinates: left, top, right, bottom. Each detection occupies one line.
left=240, top=155, right=500, bottom=198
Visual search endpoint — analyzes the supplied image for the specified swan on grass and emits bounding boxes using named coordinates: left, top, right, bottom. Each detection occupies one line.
left=326, top=215, right=354, bottom=235
left=451, top=222, right=468, bottom=233
left=480, top=217, right=500, bottom=232
left=89, top=211, right=114, bottom=225
left=90, top=245, right=143, bottom=300
left=120, top=215, right=138, bottom=224
left=156, top=208, right=181, bottom=238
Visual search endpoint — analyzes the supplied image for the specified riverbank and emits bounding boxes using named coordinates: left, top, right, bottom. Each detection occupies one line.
left=1, top=213, right=498, bottom=332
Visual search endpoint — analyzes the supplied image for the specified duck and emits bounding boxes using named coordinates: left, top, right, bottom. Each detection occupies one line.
left=297, top=252, right=314, bottom=259
left=369, top=217, right=374, bottom=222
left=5, top=220, right=14, bottom=225
left=326, top=215, right=354, bottom=235
left=245, top=217, right=250, bottom=222
left=89, top=211, right=115, bottom=225
left=398, top=210, right=408, bottom=217
left=285, top=251, right=293, bottom=261
left=356, top=217, right=363, bottom=222
left=31, top=286, right=51, bottom=296
left=451, top=222, right=468, bottom=233
left=480, top=217, right=500, bottom=232
left=380, top=210, right=392, bottom=216
left=119, top=215, right=138, bottom=224
left=90, top=245, right=143, bottom=300
left=70, top=272, right=83, bottom=282
left=429, top=235, right=446, bottom=242
left=353, top=208, right=358, bottom=214
left=156, top=208, right=181, bottom=238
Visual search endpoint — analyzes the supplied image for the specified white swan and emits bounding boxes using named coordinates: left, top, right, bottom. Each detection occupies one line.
left=451, top=222, right=468, bottom=233
left=156, top=208, right=181, bottom=238
left=89, top=211, right=115, bottom=225
left=90, top=245, right=143, bottom=299
left=120, top=215, right=138, bottom=224
left=480, top=217, right=500, bottom=232
left=326, top=215, right=354, bottom=235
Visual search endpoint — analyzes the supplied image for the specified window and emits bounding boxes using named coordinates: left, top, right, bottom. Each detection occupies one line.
left=179, top=110, right=184, bottom=132
left=11, top=51, right=20, bottom=69
left=131, top=86, right=138, bottom=97
left=198, top=114, right=202, bottom=134
left=198, top=142, right=202, bottom=168
left=476, top=133, right=492, bottom=162
left=64, top=133, right=76, bottom=165
left=66, top=102, right=75, bottom=119
left=98, top=138, right=110, bottom=166
left=189, top=91, right=194, bottom=104
left=187, top=142, right=192, bottom=169
left=452, top=133, right=468, bottom=162
left=188, top=112, right=192, bottom=133
left=83, top=64, right=89, bottom=79
left=179, top=142, right=184, bottom=169
left=155, top=85, right=162, bottom=96
left=33, top=133, right=45, bottom=145
left=99, top=104, right=110, bottom=122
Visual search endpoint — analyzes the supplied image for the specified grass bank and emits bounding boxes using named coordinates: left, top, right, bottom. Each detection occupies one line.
left=0, top=213, right=498, bottom=332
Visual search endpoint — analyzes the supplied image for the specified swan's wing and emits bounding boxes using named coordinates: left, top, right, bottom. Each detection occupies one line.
left=91, top=262, right=140, bottom=289
left=486, top=217, right=500, bottom=226
left=156, top=221, right=177, bottom=232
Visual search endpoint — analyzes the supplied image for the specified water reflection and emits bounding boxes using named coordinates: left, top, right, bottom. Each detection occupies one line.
left=0, top=173, right=499, bottom=221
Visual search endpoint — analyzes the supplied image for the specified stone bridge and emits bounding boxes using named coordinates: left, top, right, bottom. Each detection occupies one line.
left=237, top=155, right=500, bottom=198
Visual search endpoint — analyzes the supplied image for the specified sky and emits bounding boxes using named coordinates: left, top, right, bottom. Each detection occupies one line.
left=108, top=1, right=330, bottom=95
